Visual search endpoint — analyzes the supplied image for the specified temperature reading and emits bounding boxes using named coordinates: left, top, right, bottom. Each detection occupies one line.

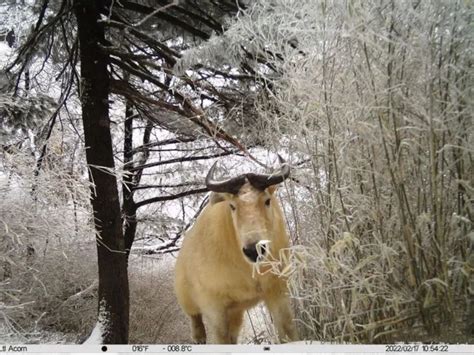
left=167, top=345, right=192, bottom=352
left=132, top=345, right=149, bottom=352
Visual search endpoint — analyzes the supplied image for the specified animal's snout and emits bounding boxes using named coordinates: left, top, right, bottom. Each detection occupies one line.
left=242, top=242, right=267, bottom=263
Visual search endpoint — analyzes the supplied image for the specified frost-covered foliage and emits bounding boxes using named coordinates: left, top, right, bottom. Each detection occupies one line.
left=0, top=147, right=97, bottom=340
left=180, top=0, right=474, bottom=342
left=0, top=93, right=56, bottom=146
left=0, top=1, right=46, bottom=47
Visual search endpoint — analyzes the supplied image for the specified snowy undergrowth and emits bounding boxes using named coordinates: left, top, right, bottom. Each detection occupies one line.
left=0, top=149, right=97, bottom=342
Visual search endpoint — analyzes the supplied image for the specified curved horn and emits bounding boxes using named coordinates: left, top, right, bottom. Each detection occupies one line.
left=205, top=162, right=246, bottom=194
left=246, top=155, right=290, bottom=190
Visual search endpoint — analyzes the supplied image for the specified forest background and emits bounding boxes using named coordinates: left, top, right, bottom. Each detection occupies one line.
left=0, top=0, right=472, bottom=344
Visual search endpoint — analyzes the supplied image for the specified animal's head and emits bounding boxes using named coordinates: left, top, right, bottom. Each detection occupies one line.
left=205, top=157, right=290, bottom=264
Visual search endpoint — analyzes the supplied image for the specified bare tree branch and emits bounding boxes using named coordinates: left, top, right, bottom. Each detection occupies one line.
left=135, top=187, right=208, bottom=209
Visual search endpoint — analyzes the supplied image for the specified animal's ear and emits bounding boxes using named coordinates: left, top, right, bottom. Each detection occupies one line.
left=267, top=185, right=278, bottom=195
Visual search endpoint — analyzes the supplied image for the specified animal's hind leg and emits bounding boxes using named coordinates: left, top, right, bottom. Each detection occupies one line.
left=228, top=309, right=244, bottom=344
left=190, top=314, right=206, bottom=344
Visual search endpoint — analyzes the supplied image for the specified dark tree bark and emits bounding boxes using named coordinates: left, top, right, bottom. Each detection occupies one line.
left=122, top=99, right=137, bottom=260
left=123, top=116, right=153, bottom=259
left=74, top=0, right=129, bottom=344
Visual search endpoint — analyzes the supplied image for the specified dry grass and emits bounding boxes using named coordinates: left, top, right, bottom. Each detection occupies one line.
left=128, top=255, right=189, bottom=344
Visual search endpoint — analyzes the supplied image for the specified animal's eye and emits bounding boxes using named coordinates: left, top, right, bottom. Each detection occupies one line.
left=230, top=203, right=236, bottom=211
left=265, top=198, right=271, bottom=207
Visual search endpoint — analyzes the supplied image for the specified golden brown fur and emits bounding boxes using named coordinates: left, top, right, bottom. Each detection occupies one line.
left=174, top=183, right=297, bottom=344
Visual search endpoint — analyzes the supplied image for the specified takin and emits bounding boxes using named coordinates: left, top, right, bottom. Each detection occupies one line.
left=174, top=158, right=297, bottom=344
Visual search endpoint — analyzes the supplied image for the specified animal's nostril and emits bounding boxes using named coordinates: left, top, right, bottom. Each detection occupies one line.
left=242, top=244, right=258, bottom=262
left=242, top=242, right=266, bottom=263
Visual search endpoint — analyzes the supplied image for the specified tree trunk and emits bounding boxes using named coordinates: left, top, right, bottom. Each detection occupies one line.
left=74, top=0, right=129, bottom=344
left=122, top=99, right=137, bottom=260
left=123, top=105, right=153, bottom=260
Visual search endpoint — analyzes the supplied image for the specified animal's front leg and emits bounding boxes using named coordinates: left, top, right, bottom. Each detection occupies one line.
left=205, top=307, right=232, bottom=343
left=228, top=308, right=244, bottom=344
left=264, top=294, right=298, bottom=343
